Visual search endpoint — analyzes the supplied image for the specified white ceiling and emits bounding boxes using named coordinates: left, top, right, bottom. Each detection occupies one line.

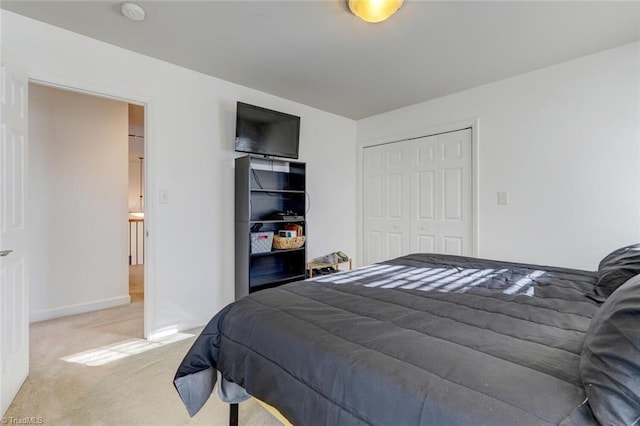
left=3, top=1, right=639, bottom=119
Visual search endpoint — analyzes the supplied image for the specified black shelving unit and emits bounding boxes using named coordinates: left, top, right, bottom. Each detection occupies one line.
left=235, top=155, right=307, bottom=298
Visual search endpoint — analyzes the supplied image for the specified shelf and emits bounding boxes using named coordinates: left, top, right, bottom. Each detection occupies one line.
left=307, top=259, right=352, bottom=277
left=250, top=272, right=306, bottom=288
left=236, top=155, right=307, bottom=299
left=307, top=259, right=351, bottom=269
left=251, top=247, right=306, bottom=257
left=250, top=188, right=305, bottom=194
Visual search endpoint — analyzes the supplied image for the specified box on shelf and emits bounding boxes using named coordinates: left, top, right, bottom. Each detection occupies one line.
left=278, top=230, right=297, bottom=238
left=251, top=232, right=274, bottom=254
left=284, top=224, right=303, bottom=236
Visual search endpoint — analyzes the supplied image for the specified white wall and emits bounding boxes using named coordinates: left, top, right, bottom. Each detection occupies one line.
left=2, top=11, right=357, bottom=337
left=29, top=84, right=129, bottom=321
left=357, top=41, right=640, bottom=271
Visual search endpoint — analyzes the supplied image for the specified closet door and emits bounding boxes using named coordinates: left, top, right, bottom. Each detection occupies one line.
left=363, top=143, right=411, bottom=264
left=410, top=129, right=472, bottom=256
left=363, top=128, right=472, bottom=265
left=410, top=135, right=438, bottom=253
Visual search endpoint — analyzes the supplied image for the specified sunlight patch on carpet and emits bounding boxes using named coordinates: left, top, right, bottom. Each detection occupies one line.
left=61, top=332, right=194, bottom=366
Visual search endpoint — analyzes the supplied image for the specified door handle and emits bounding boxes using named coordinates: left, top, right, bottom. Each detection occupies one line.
left=0, top=250, right=13, bottom=257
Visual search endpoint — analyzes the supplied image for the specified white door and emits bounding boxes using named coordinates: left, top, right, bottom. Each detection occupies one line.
left=409, top=134, right=439, bottom=253
left=363, top=143, right=411, bottom=264
left=410, top=129, right=472, bottom=255
left=0, top=56, right=29, bottom=415
left=363, top=128, right=472, bottom=264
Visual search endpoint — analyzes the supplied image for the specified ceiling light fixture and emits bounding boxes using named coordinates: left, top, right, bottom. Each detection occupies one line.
left=121, top=2, right=146, bottom=22
left=348, top=0, right=404, bottom=23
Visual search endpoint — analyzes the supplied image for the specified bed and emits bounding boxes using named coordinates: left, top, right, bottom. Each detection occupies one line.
left=174, top=248, right=640, bottom=425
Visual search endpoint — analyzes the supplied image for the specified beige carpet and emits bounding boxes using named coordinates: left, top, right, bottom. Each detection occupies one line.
left=5, top=301, right=282, bottom=425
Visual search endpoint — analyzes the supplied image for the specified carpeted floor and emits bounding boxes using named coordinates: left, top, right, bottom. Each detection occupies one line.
left=5, top=298, right=281, bottom=424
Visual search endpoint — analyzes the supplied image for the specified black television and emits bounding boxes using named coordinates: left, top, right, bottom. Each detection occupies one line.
left=235, top=102, right=300, bottom=159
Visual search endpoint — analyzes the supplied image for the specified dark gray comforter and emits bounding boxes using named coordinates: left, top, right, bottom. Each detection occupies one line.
left=174, top=253, right=601, bottom=425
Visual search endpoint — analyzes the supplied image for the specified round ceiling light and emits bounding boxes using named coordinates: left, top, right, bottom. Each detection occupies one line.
left=348, top=0, right=404, bottom=23
left=121, top=2, right=146, bottom=22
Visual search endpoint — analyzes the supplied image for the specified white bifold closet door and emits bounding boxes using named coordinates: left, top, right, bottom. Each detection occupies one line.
left=363, top=128, right=472, bottom=265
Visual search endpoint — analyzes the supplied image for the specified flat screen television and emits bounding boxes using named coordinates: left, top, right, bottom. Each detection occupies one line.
left=235, top=102, right=300, bottom=159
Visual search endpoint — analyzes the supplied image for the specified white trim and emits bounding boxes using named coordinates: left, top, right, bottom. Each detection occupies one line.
left=30, top=295, right=131, bottom=323
left=358, top=117, right=479, bottom=149
left=356, top=118, right=480, bottom=266
left=27, top=72, right=149, bottom=109
left=142, top=102, right=154, bottom=340
left=471, top=119, right=480, bottom=258
left=24, top=71, right=156, bottom=339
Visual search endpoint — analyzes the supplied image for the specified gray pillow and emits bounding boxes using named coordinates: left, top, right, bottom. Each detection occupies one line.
left=580, top=273, right=640, bottom=425
left=595, top=243, right=640, bottom=297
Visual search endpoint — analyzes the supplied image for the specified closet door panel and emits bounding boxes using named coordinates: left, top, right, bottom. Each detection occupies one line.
left=417, top=234, right=436, bottom=253
left=366, top=174, right=384, bottom=218
left=364, top=128, right=472, bottom=264
left=442, top=236, right=464, bottom=256
left=411, top=135, right=438, bottom=254
left=387, top=173, right=404, bottom=219
left=367, top=230, right=384, bottom=264
left=442, top=168, right=463, bottom=221
left=388, top=232, right=404, bottom=260
left=384, top=144, right=411, bottom=259
left=437, top=129, right=472, bottom=255
left=417, top=171, right=435, bottom=220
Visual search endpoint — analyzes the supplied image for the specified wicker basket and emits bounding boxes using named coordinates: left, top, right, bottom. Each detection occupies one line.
left=272, top=235, right=306, bottom=250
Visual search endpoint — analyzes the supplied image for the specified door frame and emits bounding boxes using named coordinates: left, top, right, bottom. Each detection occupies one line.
left=26, top=72, right=156, bottom=339
left=357, top=118, right=480, bottom=266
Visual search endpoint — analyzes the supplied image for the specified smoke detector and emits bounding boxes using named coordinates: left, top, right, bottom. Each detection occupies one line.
left=121, top=2, right=146, bottom=21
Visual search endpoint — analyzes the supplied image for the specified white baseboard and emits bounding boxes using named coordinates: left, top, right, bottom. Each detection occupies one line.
left=30, top=295, right=132, bottom=323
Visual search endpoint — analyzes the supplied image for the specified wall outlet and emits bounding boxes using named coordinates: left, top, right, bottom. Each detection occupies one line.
left=497, top=191, right=509, bottom=205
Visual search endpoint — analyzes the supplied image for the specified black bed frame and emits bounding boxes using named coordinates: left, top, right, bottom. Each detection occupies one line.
left=230, top=403, right=238, bottom=426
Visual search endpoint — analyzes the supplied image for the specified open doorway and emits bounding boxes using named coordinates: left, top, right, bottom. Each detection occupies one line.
left=28, top=83, right=146, bottom=336
left=128, top=104, right=145, bottom=304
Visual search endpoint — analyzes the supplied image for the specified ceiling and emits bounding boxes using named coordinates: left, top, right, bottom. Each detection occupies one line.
left=3, top=1, right=639, bottom=120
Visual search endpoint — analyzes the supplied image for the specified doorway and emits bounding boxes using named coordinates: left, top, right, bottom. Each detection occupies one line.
left=28, top=83, right=146, bottom=332
left=128, top=104, right=145, bottom=304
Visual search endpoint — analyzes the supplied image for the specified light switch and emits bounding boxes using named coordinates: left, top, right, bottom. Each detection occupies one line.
left=497, top=191, right=509, bottom=205
left=159, top=189, right=169, bottom=203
